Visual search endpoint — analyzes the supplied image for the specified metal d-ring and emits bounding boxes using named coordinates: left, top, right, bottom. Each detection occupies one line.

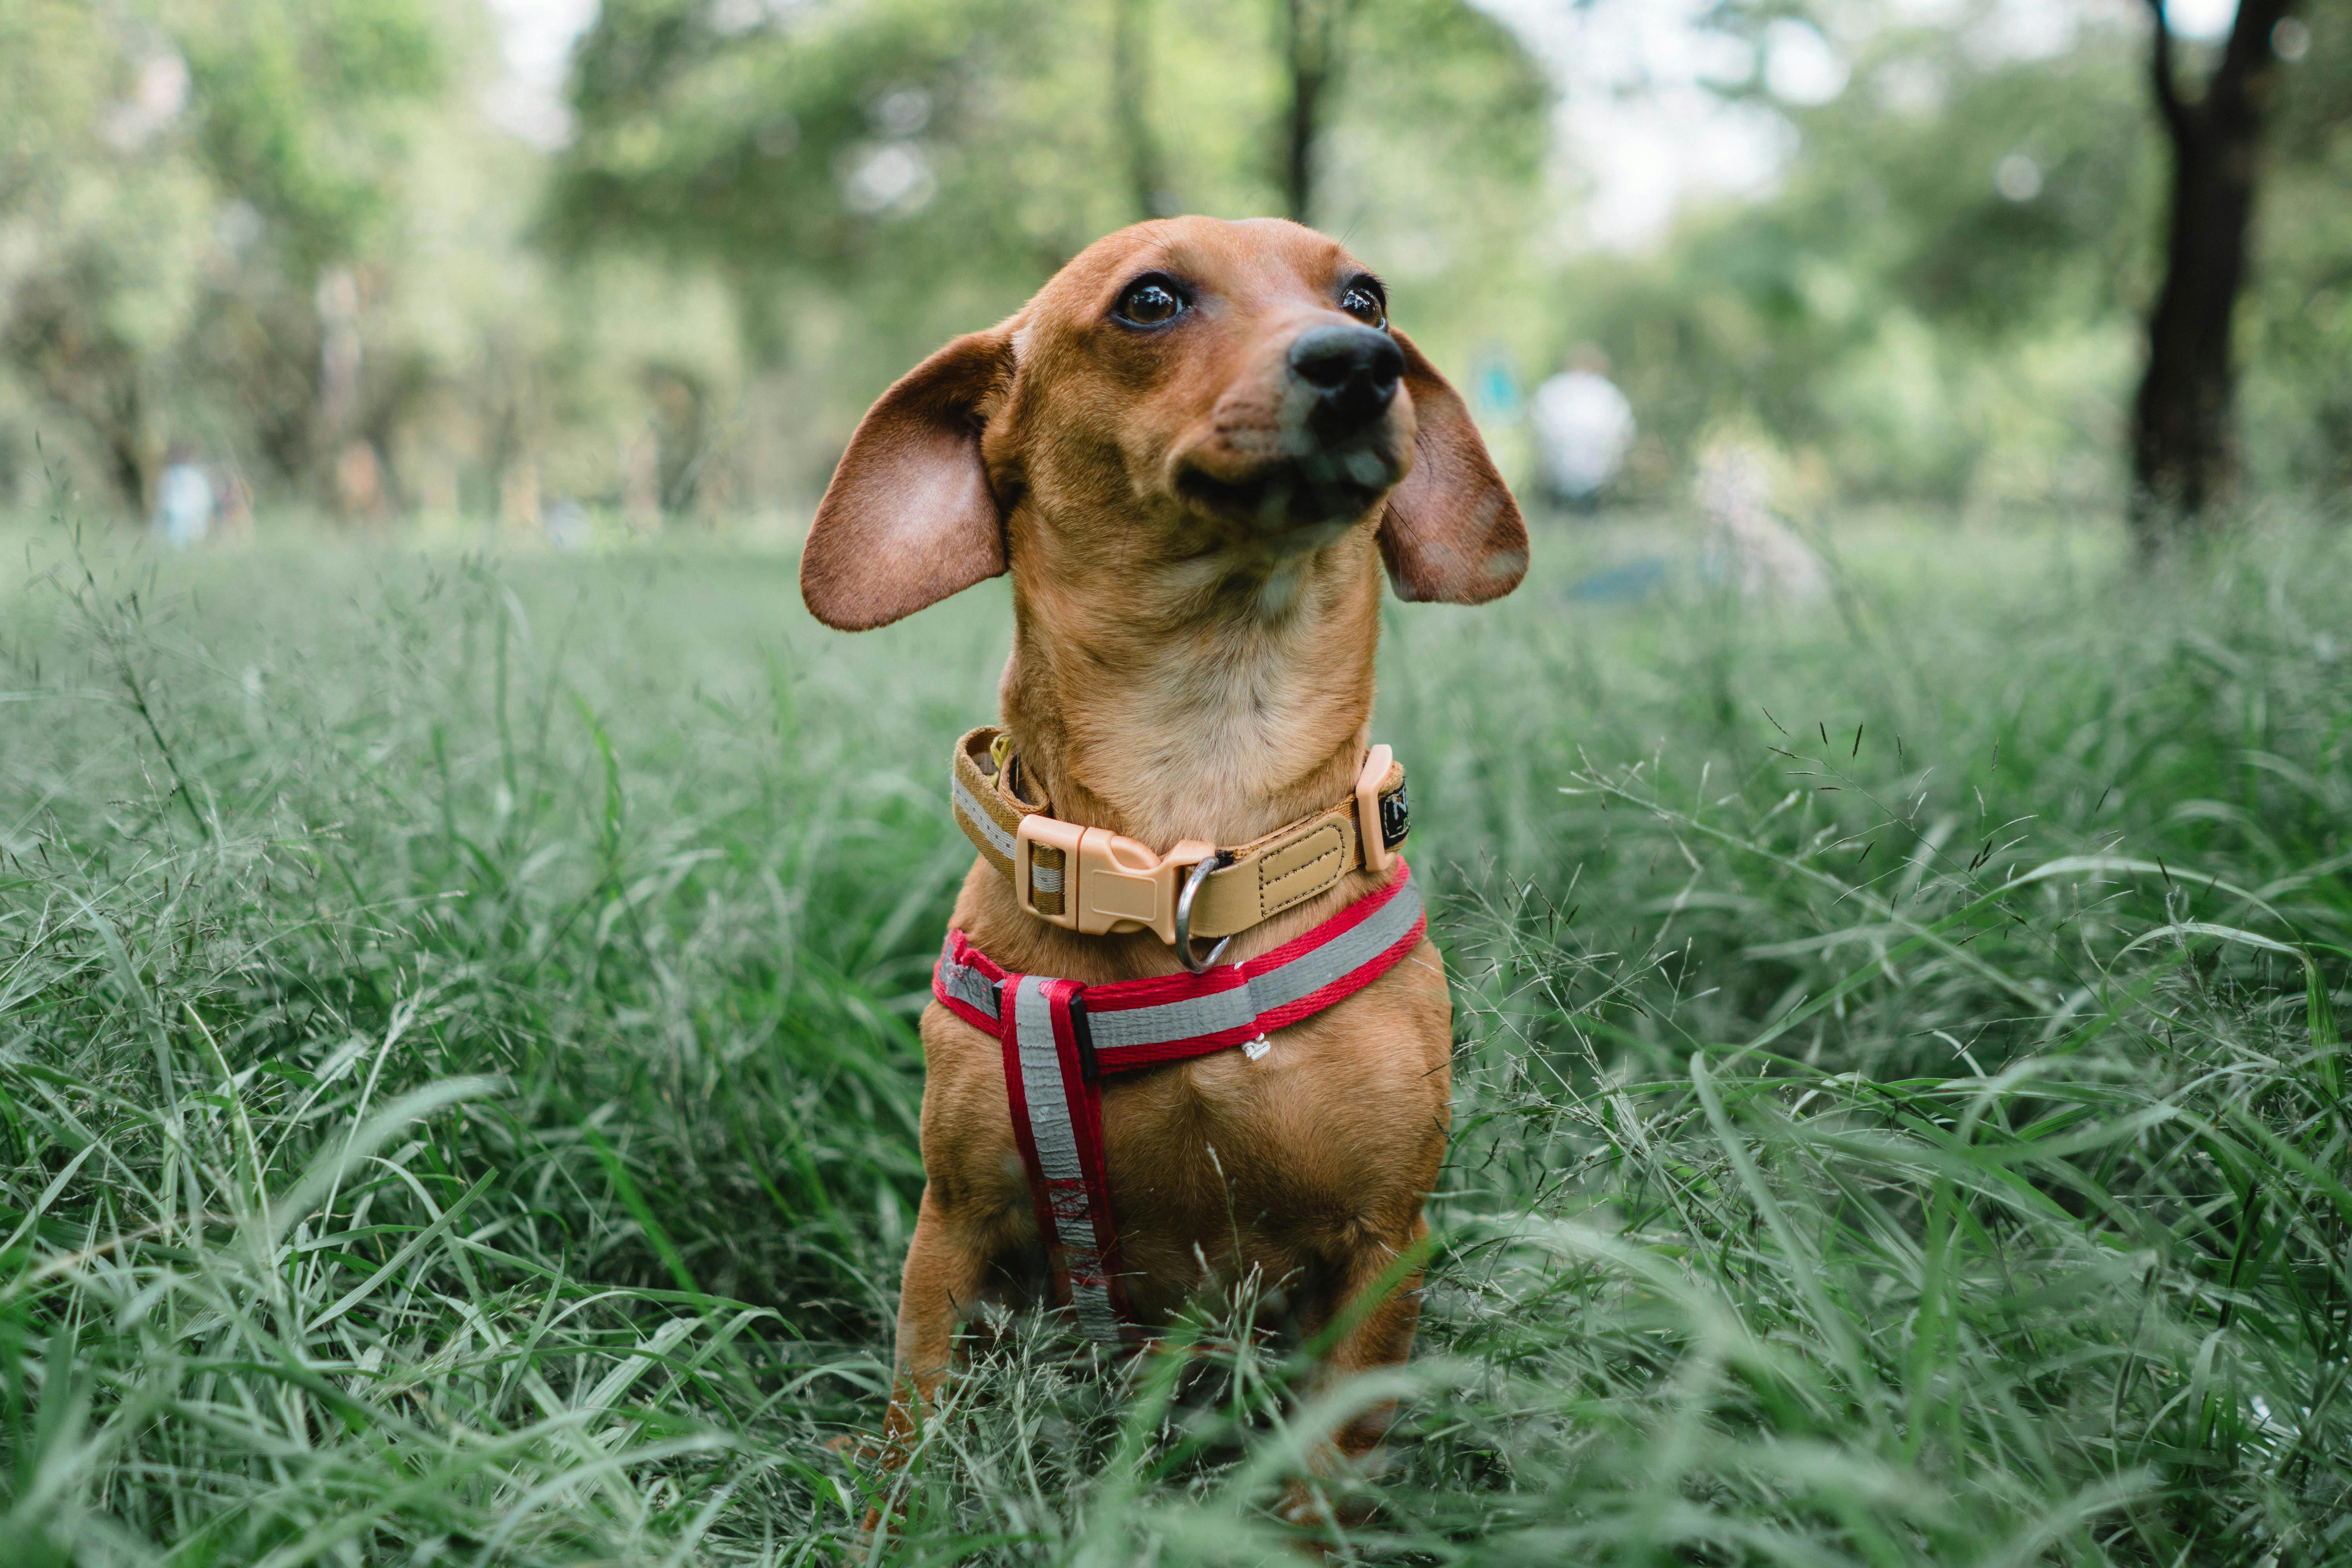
left=1175, top=852, right=1234, bottom=975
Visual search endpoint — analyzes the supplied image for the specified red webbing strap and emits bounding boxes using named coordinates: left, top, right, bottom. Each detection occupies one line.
left=931, top=861, right=1427, bottom=1344
left=1075, top=862, right=1425, bottom=1069
left=998, top=976, right=1131, bottom=1344
left=933, top=862, right=1425, bottom=1059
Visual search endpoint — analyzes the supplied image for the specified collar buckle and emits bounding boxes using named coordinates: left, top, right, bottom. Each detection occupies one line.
left=1014, top=813, right=1216, bottom=945
left=1354, top=743, right=1400, bottom=874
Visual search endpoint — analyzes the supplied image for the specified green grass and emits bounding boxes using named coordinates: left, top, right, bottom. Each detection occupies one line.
left=2, top=510, right=2348, bottom=1564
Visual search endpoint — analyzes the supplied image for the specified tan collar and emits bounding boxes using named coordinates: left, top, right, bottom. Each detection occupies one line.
left=949, top=726, right=1408, bottom=958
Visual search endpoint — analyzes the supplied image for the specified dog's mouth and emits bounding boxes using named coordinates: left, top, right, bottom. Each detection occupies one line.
left=1174, top=446, right=1401, bottom=533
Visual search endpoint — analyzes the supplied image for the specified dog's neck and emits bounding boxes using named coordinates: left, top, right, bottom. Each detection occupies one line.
left=998, top=521, right=1385, bottom=852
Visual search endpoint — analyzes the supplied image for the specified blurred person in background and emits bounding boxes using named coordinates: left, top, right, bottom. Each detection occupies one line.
left=1530, top=344, right=1635, bottom=513
left=213, top=466, right=254, bottom=544
left=1696, top=437, right=1828, bottom=605
left=151, top=442, right=214, bottom=549
left=334, top=441, right=390, bottom=524
left=543, top=497, right=591, bottom=552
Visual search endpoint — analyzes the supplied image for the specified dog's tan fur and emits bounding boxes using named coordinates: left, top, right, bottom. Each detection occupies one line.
left=801, top=217, right=1525, bottom=1524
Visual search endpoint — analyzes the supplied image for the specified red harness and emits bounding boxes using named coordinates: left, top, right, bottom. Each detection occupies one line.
left=932, top=860, right=1428, bottom=1345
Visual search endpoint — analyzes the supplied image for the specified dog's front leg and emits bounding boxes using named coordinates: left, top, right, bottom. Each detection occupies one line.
left=1280, top=1212, right=1430, bottom=1536
left=865, top=1186, right=988, bottom=1531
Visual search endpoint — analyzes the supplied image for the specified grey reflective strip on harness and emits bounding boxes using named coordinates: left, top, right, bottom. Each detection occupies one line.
left=1243, top=873, right=1423, bottom=1013
left=951, top=775, right=1060, bottom=892
left=1087, top=986, right=1254, bottom=1052
left=939, top=950, right=1002, bottom=1020
left=1087, top=874, right=1425, bottom=1054
left=935, top=874, right=1424, bottom=1056
left=1009, top=979, right=1122, bottom=1344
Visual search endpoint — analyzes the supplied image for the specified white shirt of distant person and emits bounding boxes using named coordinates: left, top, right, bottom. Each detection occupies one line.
left=1530, top=347, right=1635, bottom=508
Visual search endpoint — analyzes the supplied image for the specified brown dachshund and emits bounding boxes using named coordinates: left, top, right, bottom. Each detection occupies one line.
left=801, top=216, right=1525, bottom=1529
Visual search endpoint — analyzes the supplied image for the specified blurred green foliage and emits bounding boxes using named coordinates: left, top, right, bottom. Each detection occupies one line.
left=2244, top=0, right=2352, bottom=491
left=546, top=0, right=1549, bottom=464
left=175, top=0, right=445, bottom=276
left=0, top=0, right=451, bottom=506
left=0, top=0, right=2344, bottom=522
left=1561, top=1, right=2352, bottom=506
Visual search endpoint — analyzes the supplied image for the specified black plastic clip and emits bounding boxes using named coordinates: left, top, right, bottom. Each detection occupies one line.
left=1071, top=994, right=1100, bottom=1083
left=1379, top=781, right=1411, bottom=850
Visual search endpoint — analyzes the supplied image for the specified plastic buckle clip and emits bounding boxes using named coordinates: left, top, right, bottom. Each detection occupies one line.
left=1015, top=813, right=1215, bottom=946
left=1355, top=744, right=1402, bottom=874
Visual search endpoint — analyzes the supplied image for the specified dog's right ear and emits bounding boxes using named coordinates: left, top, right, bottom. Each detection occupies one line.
left=801, top=327, right=1015, bottom=631
left=1378, top=329, right=1528, bottom=606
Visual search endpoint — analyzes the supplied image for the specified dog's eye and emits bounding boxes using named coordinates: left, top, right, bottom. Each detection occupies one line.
left=1340, top=279, right=1387, bottom=327
left=1112, top=275, right=1185, bottom=327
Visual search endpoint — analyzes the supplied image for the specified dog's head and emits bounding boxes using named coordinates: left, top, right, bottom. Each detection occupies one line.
left=801, top=216, right=1526, bottom=630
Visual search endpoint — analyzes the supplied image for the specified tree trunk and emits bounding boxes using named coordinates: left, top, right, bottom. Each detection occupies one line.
left=1111, top=0, right=1169, bottom=221
left=647, top=364, right=711, bottom=514
left=315, top=264, right=368, bottom=515
left=99, top=387, right=154, bottom=517
left=1, top=277, right=158, bottom=515
left=2131, top=0, right=2295, bottom=555
left=1280, top=0, right=1357, bottom=224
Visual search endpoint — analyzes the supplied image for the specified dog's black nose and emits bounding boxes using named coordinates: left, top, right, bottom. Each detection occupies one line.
left=1289, top=324, right=1403, bottom=436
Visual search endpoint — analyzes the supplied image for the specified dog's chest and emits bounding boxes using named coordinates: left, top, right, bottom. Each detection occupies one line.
left=1091, top=998, right=1450, bottom=1271
left=918, top=894, right=1453, bottom=1318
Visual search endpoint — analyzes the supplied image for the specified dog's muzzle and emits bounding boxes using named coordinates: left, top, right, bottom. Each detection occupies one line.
left=1169, top=324, right=1412, bottom=531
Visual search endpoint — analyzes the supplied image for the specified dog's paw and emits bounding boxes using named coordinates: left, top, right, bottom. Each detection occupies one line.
left=1278, top=1476, right=1379, bottom=1555
left=822, top=1429, right=890, bottom=1465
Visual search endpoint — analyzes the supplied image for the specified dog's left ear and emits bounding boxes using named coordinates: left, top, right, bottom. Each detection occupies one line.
left=802, top=325, right=1015, bottom=631
left=1377, top=330, right=1528, bottom=604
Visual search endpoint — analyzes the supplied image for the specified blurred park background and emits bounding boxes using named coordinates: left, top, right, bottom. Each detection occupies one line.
left=4, top=0, right=2347, bottom=546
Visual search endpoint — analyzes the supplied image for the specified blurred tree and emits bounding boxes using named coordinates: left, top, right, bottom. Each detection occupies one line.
left=1111, top=0, right=1171, bottom=221
left=1281, top=0, right=1357, bottom=221
left=547, top=0, right=1548, bottom=477
left=552, top=0, right=1089, bottom=330
left=2243, top=0, right=2352, bottom=493
left=1667, top=0, right=2345, bottom=517
left=12, top=0, right=2344, bottom=525
left=0, top=0, right=211, bottom=509
left=169, top=0, right=446, bottom=497
left=0, top=0, right=447, bottom=513
left=2131, top=0, right=2298, bottom=550
left=1563, top=3, right=2161, bottom=505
